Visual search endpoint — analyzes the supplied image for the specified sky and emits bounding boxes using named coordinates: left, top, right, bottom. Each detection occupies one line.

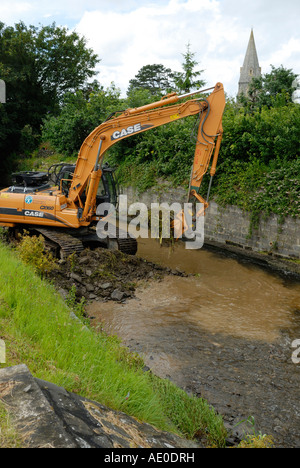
left=1, top=0, right=300, bottom=98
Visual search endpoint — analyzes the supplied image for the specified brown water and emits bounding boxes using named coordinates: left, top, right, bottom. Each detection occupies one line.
left=87, top=239, right=300, bottom=446
left=89, top=238, right=300, bottom=344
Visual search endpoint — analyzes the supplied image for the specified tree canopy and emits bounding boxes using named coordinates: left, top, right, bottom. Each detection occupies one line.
left=239, top=64, right=299, bottom=110
left=127, top=64, right=176, bottom=96
left=174, top=42, right=205, bottom=93
left=0, top=20, right=99, bottom=170
left=127, top=44, right=205, bottom=97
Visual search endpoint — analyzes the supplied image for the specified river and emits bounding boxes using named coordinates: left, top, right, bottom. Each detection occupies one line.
left=88, top=238, right=300, bottom=447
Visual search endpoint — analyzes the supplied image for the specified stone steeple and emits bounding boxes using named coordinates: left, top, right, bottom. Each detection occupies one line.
left=238, top=29, right=261, bottom=96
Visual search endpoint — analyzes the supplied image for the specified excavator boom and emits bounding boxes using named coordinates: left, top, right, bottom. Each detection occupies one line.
left=70, top=83, right=225, bottom=222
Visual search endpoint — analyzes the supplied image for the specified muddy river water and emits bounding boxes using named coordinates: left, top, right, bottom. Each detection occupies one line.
left=88, top=239, right=300, bottom=447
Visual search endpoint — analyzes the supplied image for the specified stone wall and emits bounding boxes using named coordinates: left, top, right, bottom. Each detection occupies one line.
left=205, top=202, right=300, bottom=259
left=120, top=184, right=300, bottom=259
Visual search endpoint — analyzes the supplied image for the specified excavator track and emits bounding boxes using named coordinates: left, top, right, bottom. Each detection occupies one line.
left=117, top=237, right=138, bottom=255
left=30, top=225, right=138, bottom=258
left=104, top=224, right=138, bottom=256
left=30, top=228, right=85, bottom=259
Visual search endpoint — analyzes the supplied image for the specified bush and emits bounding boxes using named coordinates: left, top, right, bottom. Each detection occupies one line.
left=221, top=101, right=300, bottom=164
left=108, top=117, right=196, bottom=188
left=42, top=85, right=125, bottom=157
left=16, top=234, right=57, bottom=277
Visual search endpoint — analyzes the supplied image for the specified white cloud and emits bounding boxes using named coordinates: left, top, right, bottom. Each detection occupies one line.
left=1, top=0, right=299, bottom=97
left=264, top=38, right=300, bottom=69
left=0, top=1, right=33, bottom=23
left=76, top=0, right=241, bottom=96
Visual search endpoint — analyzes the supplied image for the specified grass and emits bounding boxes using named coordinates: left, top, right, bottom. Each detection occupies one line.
left=15, top=143, right=75, bottom=173
left=0, top=401, right=26, bottom=448
left=0, top=241, right=227, bottom=447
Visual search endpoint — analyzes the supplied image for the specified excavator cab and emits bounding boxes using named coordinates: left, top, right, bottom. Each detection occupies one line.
left=99, top=164, right=118, bottom=208
left=47, top=162, right=119, bottom=208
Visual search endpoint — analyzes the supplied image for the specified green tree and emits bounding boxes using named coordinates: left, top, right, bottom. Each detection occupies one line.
left=125, top=88, right=154, bottom=109
left=32, top=23, right=99, bottom=109
left=240, top=65, right=299, bottom=110
left=174, top=43, right=205, bottom=93
left=0, top=21, right=99, bottom=167
left=127, top=64, right=176, bottom=96
left=42, top=84, right=124, bottom=156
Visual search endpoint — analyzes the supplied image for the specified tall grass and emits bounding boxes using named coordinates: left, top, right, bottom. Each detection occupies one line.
left=0, top=242, right=227, bottom=446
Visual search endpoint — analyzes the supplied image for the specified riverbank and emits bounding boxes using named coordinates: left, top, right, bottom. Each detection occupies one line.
left=0, top=241, right=227, bottom=448
left=1, top=235, right=299, bottom=447
left=47, top=233, right=300, bottom=447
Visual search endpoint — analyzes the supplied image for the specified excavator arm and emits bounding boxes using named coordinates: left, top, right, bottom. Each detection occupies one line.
left=68, top=83, right=226, bottom=223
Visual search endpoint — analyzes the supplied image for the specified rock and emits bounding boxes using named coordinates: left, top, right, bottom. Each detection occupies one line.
left=58, top=288, right=68, bottom=300
left=111, top=290, right=125, bottom=301
left=70, top=272, right=83, bottom=284
left=0, top=365, right=76, bottom=448
left=85, top=283, right=95, bottom=293
left=100, top=282, right=112, bottom=290
left=0, top=365, right=202, bottom=449
left=78, top=257, right=89, bottom=265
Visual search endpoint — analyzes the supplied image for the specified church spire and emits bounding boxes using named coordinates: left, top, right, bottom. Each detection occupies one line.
left=238, top=29, right=261, bottom=96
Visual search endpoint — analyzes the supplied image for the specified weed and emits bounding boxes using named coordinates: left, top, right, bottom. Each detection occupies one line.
left=232, top=416, right=274, bottom=449
left=67, top=252, right=77, bottom=272
left=65, top=285, right=87, bottom=321
left=15, top=234, right=57, bottom=277
left=236, top=433, right=274, bottom=448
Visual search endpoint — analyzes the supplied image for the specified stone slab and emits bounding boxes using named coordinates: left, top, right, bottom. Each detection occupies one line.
left=0, top=365, right=202, bottom=449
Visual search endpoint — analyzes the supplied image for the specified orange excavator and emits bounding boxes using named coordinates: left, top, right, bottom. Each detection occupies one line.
left=0, top=83, right=226, bottom=257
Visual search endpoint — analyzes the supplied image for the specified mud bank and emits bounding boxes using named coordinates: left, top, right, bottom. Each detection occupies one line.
left=50, top=240, right=300, bottom=306
left=50, top=246, right=187, bottom=304
left=117, top=308, right=300, bottom=448
left=204, top=240, right=300, bottom=282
